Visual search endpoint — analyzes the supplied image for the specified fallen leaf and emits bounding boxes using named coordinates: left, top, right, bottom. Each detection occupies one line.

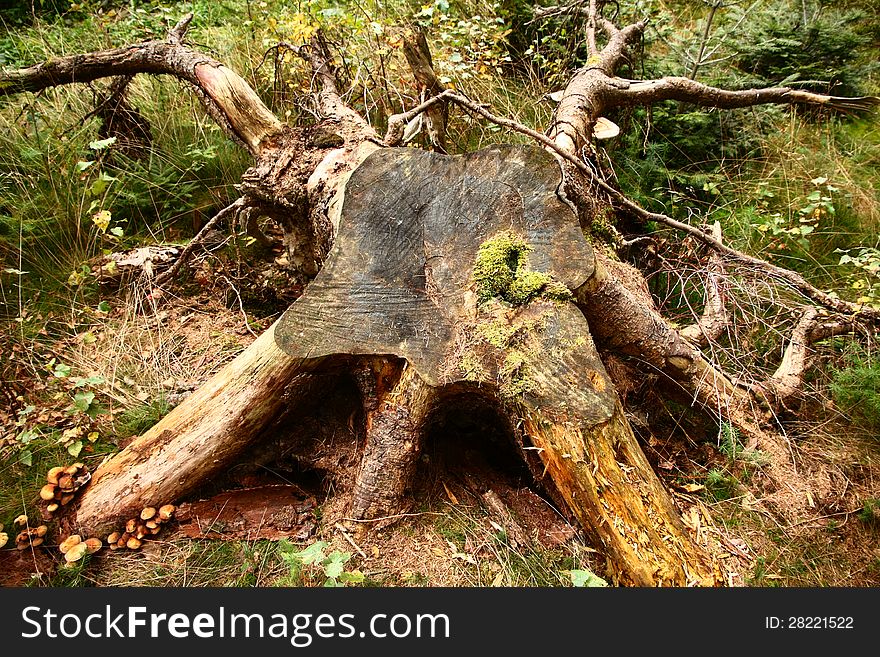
left=61, top=426, right=84, bottom=442
left=441, top=480, right=459, bottom=505
left=680, top=483, right=705, bottom=493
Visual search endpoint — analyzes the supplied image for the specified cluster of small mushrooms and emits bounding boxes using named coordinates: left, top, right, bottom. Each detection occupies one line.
left=58, top=504, right=177, bottom=563
left=40, top=462, right=91, bottom=513
left=0, top=462, right=176, bottom=565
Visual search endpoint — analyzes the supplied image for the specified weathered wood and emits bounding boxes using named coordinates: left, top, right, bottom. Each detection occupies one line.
left=274, top=144, right=594, bottom=383
left=271, top=144, right=718, bottom=584
left=350, top=359, right=435, bottom=522
left=74, top=325, right=313, bottom=536
left=501, top=305, right=720, bottom=585
left=75, top=142, right=718, bottom=584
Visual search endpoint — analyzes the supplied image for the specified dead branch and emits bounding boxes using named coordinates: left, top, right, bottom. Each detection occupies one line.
left=606, top=76, right=880, bottom=113
left=272, top=36, right=380, bottom=142
left=155, top=198, right=247, bottom=286
left=680, top=221, right=729, bottom=346
left=401, top=28, right=449, bottom=152
left=0, top=14, right=282, bottom=155
left=757, top=310, right=861, bottom=407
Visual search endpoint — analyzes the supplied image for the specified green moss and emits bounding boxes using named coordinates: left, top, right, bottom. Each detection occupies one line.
left=499, top=350, right=536, bottom=398
left=472, top=231, right=572, bottom=306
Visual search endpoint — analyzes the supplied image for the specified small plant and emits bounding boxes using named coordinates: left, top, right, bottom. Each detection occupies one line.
left=564, top=569, right=608, bottom=587
left=705, top=468, right=740, bottom=502
left=114, top=396, right=171, bottom=438
left=275, top=540, right=365, bottom=587
left=717, top=422, right=742, bottom=461
left=857, top=499, right=879, bottom=527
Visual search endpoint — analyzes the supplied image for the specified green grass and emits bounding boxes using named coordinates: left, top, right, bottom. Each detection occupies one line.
left=831, top=349, right=880, bottom=431
left=113, top=395, right=171, bottom=439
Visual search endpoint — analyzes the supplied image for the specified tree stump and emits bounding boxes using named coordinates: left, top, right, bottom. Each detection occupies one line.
left=75, top=144, right=720, bottom=585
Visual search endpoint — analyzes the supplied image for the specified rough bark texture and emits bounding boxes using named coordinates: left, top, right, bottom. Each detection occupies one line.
left=350, top=359, right=435, bottom=522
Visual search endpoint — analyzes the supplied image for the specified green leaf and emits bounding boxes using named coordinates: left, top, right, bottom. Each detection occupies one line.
left=53, top=363, right=71, bottom=378
left=18, top=428, right=39, bottom=444
left=67, top=440, right=84, bottom=457
left=324, top=560, right=345, bottom=579
left=109, top=226, right=124, bottom=237
left=295, top=541, right=328, bottom=566
left=568, top=569, right=608, bottom=587
left=338, top=570, right=365, bottom=584
left=76, top=160, right=95, bottom=171
left=72, top=390, right=95, bottom=413
left=18, top=449, right=33, bottom=467
left=89, top=172, right=117, bottom=196
left=323, top=578, right=343, bottom=587
left=97, top=300, right=111, bottom=313
left=89, top=136, right=117, bottom=150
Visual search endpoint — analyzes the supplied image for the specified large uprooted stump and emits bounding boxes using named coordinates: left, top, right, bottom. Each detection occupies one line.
left=75, top=144, right=720, bottom=586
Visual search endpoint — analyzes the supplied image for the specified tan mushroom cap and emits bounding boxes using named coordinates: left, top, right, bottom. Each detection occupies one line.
left=140, top=507, right=157, bottom=521
left=107, top=531, right=121, bottom=544
left=35, top=525, right=48, bottom=537
left=126, top=537, right=142, bottom=550
left=58, top=534, right=82, bottom=554
left=14, top=514, right=28, bottom=526
left=158, top=504, right=176, bottom=520
left=47, top=466, right=65, bottom=484
left=39, top=484, right=57, bottom=501
left=64, top=542, right=89, bottom=563
left=84, top=537, right=103, bottom=554
left=47, top=503, right=59, bottom=513
left=125, top=519, right=137, bottom=534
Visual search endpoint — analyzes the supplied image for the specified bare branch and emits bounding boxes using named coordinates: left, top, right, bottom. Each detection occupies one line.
left=385, top=89, right=455, bottom=145
left=0, top=30, right=282, bottom=155
left=155, top=198, right=246, bottom=286
left=167, top=12, right=194, bottom=45
left=757, top=310, right=861, bottom=407
left=275, top=35, right=379, bottom=141
left=680, top=221, right=729, bottom=346
left=401, top=28, right=449, bottom=152
left=607, top=76, right=880, bottom=113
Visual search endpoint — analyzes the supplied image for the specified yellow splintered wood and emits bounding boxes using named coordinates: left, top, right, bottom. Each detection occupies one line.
left=195, top=64, right=283, bottom=151
left=521, top=401, right=722, bottom=587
